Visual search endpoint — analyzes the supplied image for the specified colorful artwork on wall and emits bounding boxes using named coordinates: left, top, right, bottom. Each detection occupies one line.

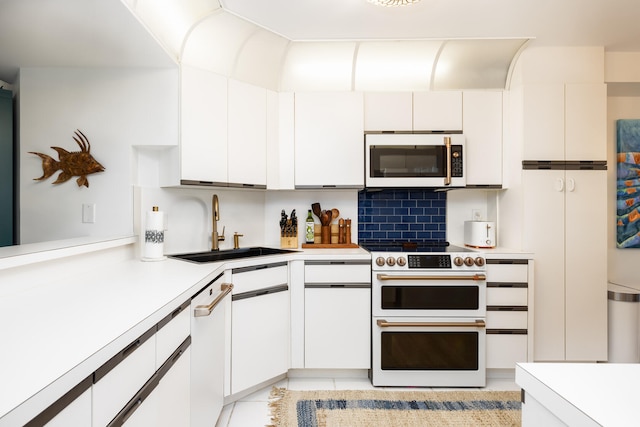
left=616, top=119, right=640, bottom=248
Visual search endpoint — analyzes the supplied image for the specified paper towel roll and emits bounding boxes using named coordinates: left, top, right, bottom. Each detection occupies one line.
left=142, top=206, right=166, bottom=261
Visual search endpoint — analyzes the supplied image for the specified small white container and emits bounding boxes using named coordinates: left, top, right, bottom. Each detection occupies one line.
left=464, top=221, right=496, bottom=248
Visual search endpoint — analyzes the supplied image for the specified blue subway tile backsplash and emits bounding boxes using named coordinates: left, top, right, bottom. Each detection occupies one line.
left=358, top=189, right=447, bottom=243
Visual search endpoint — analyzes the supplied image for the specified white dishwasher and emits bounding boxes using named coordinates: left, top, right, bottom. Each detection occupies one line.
left=190, top=272, right=233, bottom=427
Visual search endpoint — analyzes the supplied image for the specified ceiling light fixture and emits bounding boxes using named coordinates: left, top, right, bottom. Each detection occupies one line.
left=367, top=0, right=422, bottom=6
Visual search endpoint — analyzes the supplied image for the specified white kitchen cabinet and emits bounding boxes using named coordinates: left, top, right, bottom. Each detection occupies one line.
left=229, top=263, right=289, bottom=395
left=523, top=169, right=607, bottom=361
left=294, top=92, right=364, bottom=188
left=227, top=80, right=267, bottom=187
left=304, top=260, right=371, bottom=369
left=191, top=273, right=231, bottom=427
left=180, top=65, right=228, bottom=184
left=363, top=91, right=463, bottom=132
left=522, top=83, right=606, bottom=161
left=462, top=91, right=503, bottom=186
left=413, top=91, right=462, bottom=131
left=485, top=259, right=532, bottom=370
left=364, top=92, right=413, bottom=131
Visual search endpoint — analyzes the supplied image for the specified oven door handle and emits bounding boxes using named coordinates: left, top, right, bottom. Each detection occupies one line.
left=376, top=319, right=486, bottom=328
left=376, top=274, right=486, bottom=281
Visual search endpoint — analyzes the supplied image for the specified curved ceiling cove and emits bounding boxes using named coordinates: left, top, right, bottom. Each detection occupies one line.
left=127, top=2, right=530, bottom=91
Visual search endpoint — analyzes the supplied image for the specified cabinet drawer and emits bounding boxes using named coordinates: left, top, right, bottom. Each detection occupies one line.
left=487, top=287, right=528, bottom=306
left=231, top=262, right=288, bottom=294
left=156, top=300, right=190, bottom=369
left=304, top=261, right=370, bottom=283
left=486, top=262, right=528, bottom=283
left=486, top=333, right=528, bottom=369
left=486, top=309, right=528, bottom=329
left=93, top=328, right=156, bottom=427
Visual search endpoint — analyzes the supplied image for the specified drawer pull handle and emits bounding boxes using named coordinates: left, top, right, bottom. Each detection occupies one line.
left=122, top=340, right=141, bottom=358
left=377, top=274, right=486, bottom=281
left=194, top=283, right=233, bottom=317
left=376, top=319, right=485, bottom=328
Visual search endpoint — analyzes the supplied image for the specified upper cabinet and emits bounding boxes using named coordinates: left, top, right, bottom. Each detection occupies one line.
left=463, top=91, right=503, bottom=187
left=364, top=91, right=462, bottom=131
left=294, top=92, right=365, bottom=188
left=227, top=80, right=267, bottom=187
left=181, top=65, right=228, bottom=185
left=180, top=65, right=268, bottom=188
left=413, top=91, right=463, bottom=131
left=523, top=83, right=606, bottom=161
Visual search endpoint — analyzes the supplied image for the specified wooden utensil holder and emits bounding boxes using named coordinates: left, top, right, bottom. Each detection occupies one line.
left=320, top=225, right=331, bottom=244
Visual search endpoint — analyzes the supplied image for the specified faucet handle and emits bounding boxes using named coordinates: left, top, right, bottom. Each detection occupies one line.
left=219, top=226, right=225, bottom=241
left=233, top=232, right=243, bottom=249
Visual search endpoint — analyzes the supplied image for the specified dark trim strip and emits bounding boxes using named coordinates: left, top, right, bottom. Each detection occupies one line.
left=191, top=272, right=225, bottom=300
left=157, top=299, right=190, bottom=331
left=522, top=160, right=607, bottom=170
left=487, top=329, right=528, bottom=335
left=487, top=305, right=528, bottom=311
left=305, top=284, right=371, bottom=289
left=232, top=284, right=289, bottom=301
left=486, top=259, right=529, bottom=265
left=232, top=261, right=287, bottom=274
left=107, top=336, right=191, bottom=427
left=487, top=282, right=528, bottom=288
left=305, top=260, right=370, bottom=266
left=94, top=325, right=156, bottom=383
left=24, top=375, right=92, bottom=427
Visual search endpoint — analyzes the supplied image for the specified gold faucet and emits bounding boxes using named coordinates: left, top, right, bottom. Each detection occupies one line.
left=211, top=194, right=225, bottom=251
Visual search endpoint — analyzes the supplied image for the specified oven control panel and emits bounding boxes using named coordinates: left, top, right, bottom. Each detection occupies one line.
left=373, top=253, right=485, bottom=270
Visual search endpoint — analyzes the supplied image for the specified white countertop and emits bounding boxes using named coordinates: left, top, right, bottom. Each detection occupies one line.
left=516, top=362, right=640, bottom=426
left=0, top=243, right=370, bottom=426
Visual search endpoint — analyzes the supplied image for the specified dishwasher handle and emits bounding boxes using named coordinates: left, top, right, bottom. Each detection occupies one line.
left=194, top=283, right=233, bottom=317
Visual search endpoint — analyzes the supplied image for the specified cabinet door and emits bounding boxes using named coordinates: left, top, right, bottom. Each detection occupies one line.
left=463, top=91, right=503, bottom=186
left=305, top=287, right=371, bottom=369
left=522, top=84, right=565, bottom=161
left=565, top=83, right=606, bottom=161
left=231, top=290, right=289, bottom=394
left=294, top=92, right=364, bottom=188
left=228, top=80, right=267, bottom=186
left=564, top=170, right=607, bottom=361
left=522, top=170, right=565, bottom=361
left=37, top=388, right=91, bottom=427
left=181, top=65, right=228, bottom=183
left=413, top=91, right=462, bottom=131
left=363, top=92, right=412, bottom=131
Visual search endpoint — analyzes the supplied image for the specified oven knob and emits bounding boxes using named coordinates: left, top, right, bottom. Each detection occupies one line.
left=474, top=257, right=485, bottom=267
left=464, top=257, right=475, bottom=266
left=375, top=257, right=386, bottom=267
left=453, top=256, right=464, bottom=267
left=397, top=256, right=406, bottom=267
left=386, top=257, right=396, bottom=266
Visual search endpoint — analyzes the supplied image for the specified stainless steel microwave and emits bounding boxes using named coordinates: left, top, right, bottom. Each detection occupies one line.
left=365, top=133, right=466, bottom=188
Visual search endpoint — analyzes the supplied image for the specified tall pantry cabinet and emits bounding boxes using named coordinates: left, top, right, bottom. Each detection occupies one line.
left=521, top=83, right=607, bottom=362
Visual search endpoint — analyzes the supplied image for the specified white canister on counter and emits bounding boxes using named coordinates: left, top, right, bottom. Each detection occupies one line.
left=142, top=206, right=166, bottom=261
left=464, top=221, right=496, bottom=248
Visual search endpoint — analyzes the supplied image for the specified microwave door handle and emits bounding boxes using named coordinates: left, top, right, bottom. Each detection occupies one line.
left=444, top=136, right=452, bottom=186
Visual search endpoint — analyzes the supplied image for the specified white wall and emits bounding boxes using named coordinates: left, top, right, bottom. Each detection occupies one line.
left=18, top=67, right=178, bottom=244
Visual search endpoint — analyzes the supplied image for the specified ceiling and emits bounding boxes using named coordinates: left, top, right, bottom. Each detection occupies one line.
left=1, top=0, right=640, bottom=85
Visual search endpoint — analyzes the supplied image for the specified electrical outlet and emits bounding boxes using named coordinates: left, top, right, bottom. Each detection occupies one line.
left=82, top=203, right=96, bottom=223
left=471, top=209, right=481, bottom=221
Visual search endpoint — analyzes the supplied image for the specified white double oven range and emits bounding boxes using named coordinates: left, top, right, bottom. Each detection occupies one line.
left=361, top=241, right=487, bottom=388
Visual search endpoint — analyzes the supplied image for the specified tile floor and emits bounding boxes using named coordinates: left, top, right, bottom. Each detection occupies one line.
left=215, top=375, right=521, bottom=427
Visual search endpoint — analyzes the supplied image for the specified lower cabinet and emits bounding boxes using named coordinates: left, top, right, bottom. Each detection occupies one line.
left=485, top=258, right=534, bottom=369
left=229, top=263, right=289, bottom=395
left=303, top=260, right=371, bottom=369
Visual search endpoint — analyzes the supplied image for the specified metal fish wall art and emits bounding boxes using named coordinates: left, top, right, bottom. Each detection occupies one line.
left=30, top=130, right=105, bottom=188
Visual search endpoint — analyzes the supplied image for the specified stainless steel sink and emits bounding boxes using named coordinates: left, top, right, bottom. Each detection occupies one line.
left=168, top=247, right=296, bottom=263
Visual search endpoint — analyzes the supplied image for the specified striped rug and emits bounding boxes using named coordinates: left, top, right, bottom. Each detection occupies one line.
left=268, top=387, right=521, bottom=427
